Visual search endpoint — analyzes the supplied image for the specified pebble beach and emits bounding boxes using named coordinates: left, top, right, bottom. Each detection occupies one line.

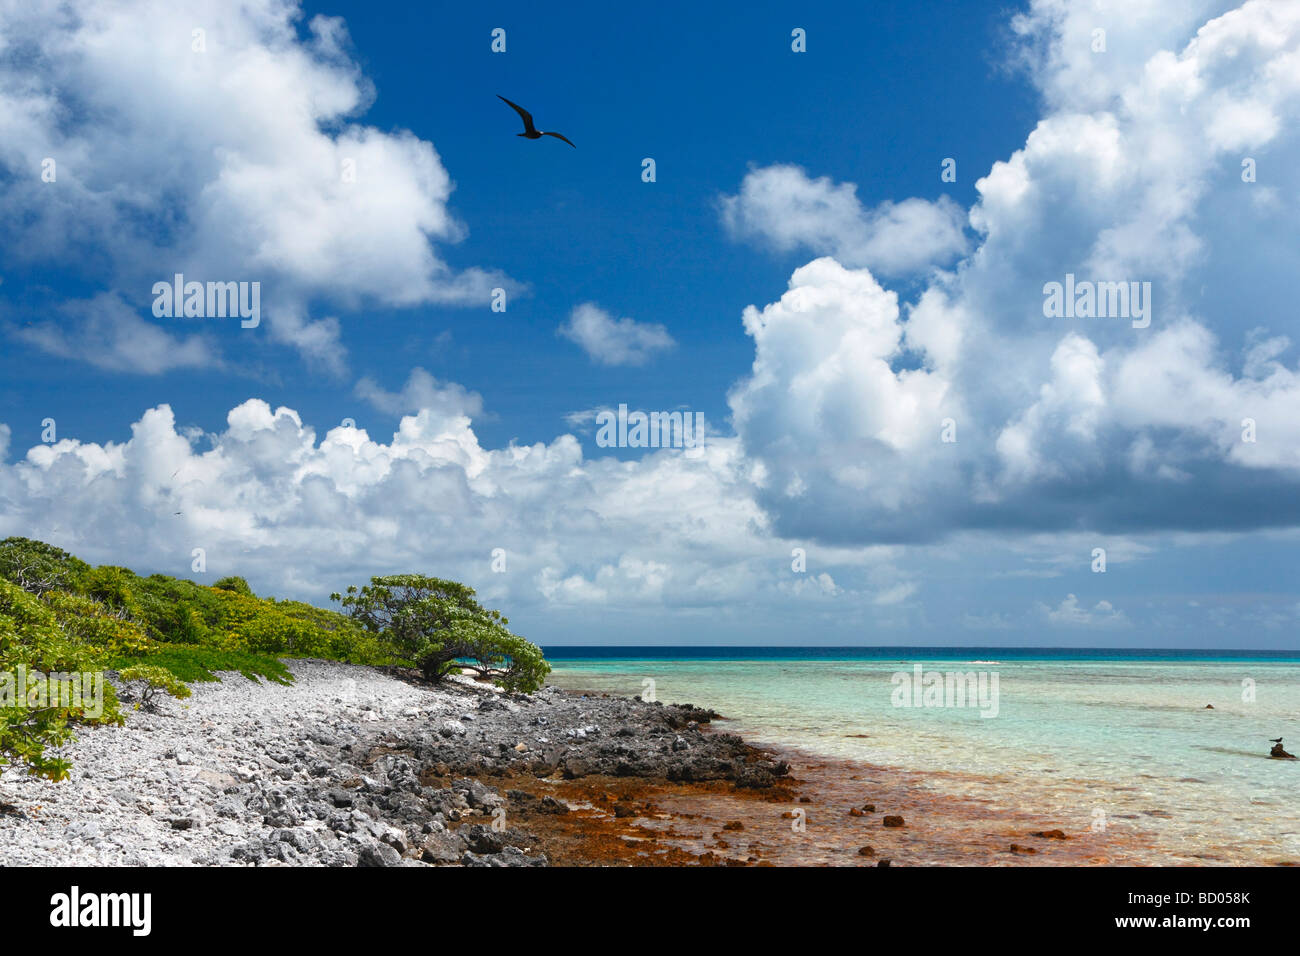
left=0, top=660, right=794, bottom=867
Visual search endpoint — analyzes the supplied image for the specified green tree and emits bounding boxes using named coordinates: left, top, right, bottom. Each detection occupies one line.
left=0, top=537, right=88, bottom=597
left=212, top=576, right=254, bottom=597
left=331, top=574, right=549, bottom=691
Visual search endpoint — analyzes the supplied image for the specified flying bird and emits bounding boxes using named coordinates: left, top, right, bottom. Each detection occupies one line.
left=497, top=95, right=575, bottom=148
left=1271, top=737, right=1284, bottom=743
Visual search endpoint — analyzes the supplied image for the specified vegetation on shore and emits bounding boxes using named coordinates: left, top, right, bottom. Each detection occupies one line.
left=0, top=537, right=548, bottom=780
left=332, top=574, right=549, bottom=693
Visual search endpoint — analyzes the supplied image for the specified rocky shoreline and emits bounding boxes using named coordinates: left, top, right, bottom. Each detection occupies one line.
left=0, top=659, right=794, bottom=867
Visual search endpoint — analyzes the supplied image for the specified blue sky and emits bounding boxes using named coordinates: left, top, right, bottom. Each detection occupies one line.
left=2, top=0, right=1038, bottom=451
left=1, top=0, right=1298, bottom=647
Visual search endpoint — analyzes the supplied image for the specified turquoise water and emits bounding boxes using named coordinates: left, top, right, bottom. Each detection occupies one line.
left=544, top=649, right=1300, bottom=863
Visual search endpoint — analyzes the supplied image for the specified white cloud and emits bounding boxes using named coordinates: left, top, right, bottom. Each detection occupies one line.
left=728, top=257, right=961, bottom=535
left=0, top=392, right=964, bottom=644
left=539, top=556, right=671, bottom=606
left=724, top=0, right=1300, bottom=544
left=3, top=0, right=1300, bottom=645
left=558, top=303, right=676, bottom=366
left=720, top=164, right=969, bottom=276
left=12, top=294, right=220, bottom=375
left=0, top=0, right=514, bottom=373
left=0, top=397, right=789, bottom=617
left=356, top=367, right=484, bottom=422
left=1039, top=593, right=1131, bottom=628
left=562, top=409, right=598, bottom=431
left=872, top=581, right=917, bottom=606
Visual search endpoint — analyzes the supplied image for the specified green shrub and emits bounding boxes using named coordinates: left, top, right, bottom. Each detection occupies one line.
left=43, top=591, right=154, bottom=655
left=332, top=574, right=550, bottom=691
left=118, top=664, right=192, bottom=711
left=0, top=540, right=550, bottom=777
left=0, top=578, right=122, bottom=781
left=212, top=576, right=254, bottom=596
left=0, top=537, right=88, bottom=597
left=111, top=645, right=293, bottom=685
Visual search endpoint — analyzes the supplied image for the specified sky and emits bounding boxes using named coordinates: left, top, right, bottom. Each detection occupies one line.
left=0, top=0, right=1298, bottom=647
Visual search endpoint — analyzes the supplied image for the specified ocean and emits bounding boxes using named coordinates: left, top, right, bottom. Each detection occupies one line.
left=543, top=647, right=1300, bottom=864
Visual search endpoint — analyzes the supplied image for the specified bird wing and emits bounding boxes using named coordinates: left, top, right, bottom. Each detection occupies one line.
left=497, top=95, right=537, bottom=134
left=543, top=130, right=576, bottom=148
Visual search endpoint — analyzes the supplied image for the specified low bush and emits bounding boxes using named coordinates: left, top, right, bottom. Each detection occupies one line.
left=0, top=538, right=549, bottom=778
left=118, top=664, right=192, bottom=711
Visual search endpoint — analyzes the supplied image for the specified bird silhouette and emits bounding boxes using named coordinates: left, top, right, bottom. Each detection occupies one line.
left=1271, top=737, right=1284, bottom=743
left=497, top=95, right=575, bottom=148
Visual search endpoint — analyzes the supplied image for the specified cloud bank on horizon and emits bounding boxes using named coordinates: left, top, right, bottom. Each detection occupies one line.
left=1, top=0, right=1298, bottom=645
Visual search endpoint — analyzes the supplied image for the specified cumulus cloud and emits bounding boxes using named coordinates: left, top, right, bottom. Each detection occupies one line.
left=355, top=367, right=484, bottom=421
left=0, top=0, right=513, bottom=373
left=727, top=257, right=965, bottom=542
left=725, top=0, right=1300, bottom=545
left=0, top=397, right=756, bottom=609
left=558, top=303, right=676, bottom=366
left=3, top=1, right=1299, bottom=644
left=0, top=392, right=937, bottom=639
left=1039, top=594, right=1131, bottom=628
left=719, top=164, right=970, bottom=276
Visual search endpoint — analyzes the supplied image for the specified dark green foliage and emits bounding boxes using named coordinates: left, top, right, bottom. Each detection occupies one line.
left=0, top=537, right=89, bottom=598
left=333, top=574, right=550, bottom=692
left=213, top=576, right=254, bottom=596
